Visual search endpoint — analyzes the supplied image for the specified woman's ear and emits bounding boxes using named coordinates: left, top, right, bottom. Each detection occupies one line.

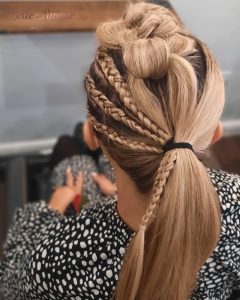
left=83, top=120, right=101, bottom=150
left=211, top=122, right=223, bottom=144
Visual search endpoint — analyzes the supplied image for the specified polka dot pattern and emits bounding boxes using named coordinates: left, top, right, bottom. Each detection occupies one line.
left=0, top=163, right=240, bottom=299
left=191, top=169, right=240, bottom=299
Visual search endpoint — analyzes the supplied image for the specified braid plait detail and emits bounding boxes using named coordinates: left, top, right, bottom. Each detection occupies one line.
left=88, top=114, right=162, bottom=154
left=141, top=150, right=177, bottom=228
left=96, top=48, right=169, bottom=141
left=86, top=75, right=164, bottom=144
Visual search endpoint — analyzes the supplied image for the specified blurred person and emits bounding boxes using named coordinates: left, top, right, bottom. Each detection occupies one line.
left=49, top=120, right=116, bottom=213
left=1, top=2, right=240, bottom=300
left=49, top=119, right=115, bottom=191
left=49, top=122, right=102, bottom=170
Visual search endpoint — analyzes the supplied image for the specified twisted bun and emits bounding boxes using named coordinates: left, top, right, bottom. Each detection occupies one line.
left=123, top=37, right=170, bottom=79
left=137, top=12, right=179, bottom=38
left=97, top=2, right=186, bottom=80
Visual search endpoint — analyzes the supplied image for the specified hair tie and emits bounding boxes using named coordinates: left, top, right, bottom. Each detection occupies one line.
left=163, top=138, right=193, bottom=153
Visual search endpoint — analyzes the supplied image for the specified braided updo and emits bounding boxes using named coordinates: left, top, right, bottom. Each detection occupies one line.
left=85, top=2, right=224, bottom=300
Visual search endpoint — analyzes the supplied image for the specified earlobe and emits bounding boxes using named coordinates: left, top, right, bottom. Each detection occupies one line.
left=211, top=122, right=223, bottom=144
left=93, top=135, right=101, bottom=149
left=83, top=121, right=101, bottom=150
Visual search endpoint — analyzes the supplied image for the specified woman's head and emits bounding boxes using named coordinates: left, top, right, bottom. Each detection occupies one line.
left=86, top=2, right=224, bottom=193
left=85, top=2, right=224, bottom=299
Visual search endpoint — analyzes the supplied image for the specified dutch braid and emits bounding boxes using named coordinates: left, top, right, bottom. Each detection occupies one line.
left=88, top=114, right=161, bottom=154
left=96, top=47, right=170, bottom=141
left=86, top=74, right=165, bottom=144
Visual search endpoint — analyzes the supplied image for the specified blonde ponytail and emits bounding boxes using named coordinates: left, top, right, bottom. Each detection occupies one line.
left=116, top=150, right=177, bottom=300
left=86, top=2, right=224, bottom=299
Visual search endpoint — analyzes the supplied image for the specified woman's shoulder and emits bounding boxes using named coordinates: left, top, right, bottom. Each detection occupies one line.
left=81, top=196, right=118, bottom=219
left=207, top=168, right=240, bottom=234
left=207, top=168, right=240, bottom=208
left=192, top=169, right=240, bottom=298
left=207, top=168, right=240, bottom=262
left=78, top=197, right=134, bottom=242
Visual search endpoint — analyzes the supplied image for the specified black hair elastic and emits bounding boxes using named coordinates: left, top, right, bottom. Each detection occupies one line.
left=163, top=138, right=194, bottom=153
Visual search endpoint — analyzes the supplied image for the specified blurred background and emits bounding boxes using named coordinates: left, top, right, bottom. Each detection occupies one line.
left=0, top=1, right=239, bottom=298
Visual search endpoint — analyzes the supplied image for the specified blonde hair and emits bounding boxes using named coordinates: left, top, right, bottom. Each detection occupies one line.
left=85, top=2, right=225, bottom=299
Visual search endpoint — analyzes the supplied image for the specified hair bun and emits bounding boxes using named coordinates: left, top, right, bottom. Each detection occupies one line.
left=138, top=14, right=178, bottom=39
left=123, top=37, right=170, bottom=79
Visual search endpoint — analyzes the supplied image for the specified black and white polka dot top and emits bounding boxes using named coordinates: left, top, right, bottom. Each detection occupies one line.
left=0, top=169, right=240, bottom=299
